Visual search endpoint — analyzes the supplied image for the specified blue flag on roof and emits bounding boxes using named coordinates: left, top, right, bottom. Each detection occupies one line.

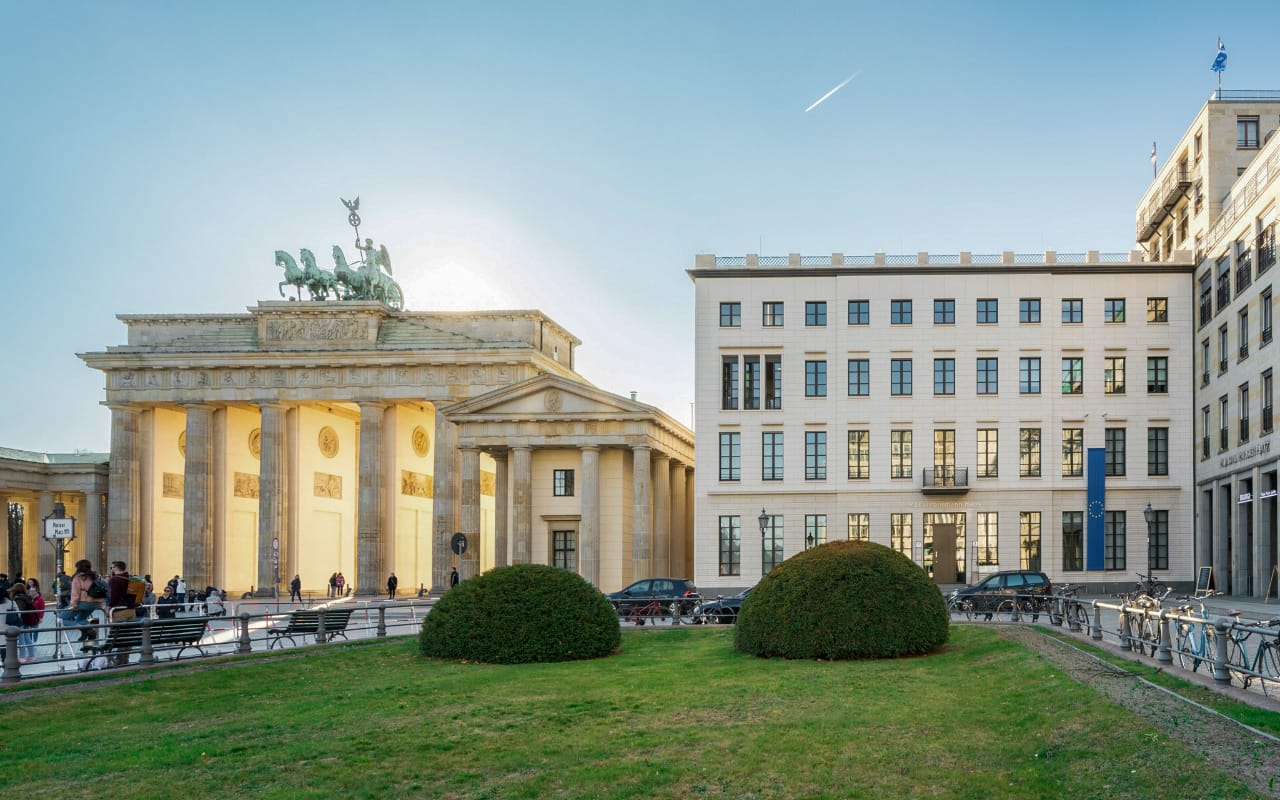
left=1211, top=38, right=1227, bottom=72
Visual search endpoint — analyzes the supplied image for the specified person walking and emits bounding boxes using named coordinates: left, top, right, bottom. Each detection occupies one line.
left=450, top=567, right=459, bottom=588
left=386, top=572, right=398, bottom=600
left=290, top=575, right=302, bottom=603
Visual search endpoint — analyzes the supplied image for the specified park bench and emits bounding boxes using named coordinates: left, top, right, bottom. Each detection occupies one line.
left=267, top=607, right=357, bottom=649
left=84, top=617, right=210, bottom=663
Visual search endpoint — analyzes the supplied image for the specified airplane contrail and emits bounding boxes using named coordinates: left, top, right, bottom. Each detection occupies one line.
left=804, top=71, right=860, bottom=113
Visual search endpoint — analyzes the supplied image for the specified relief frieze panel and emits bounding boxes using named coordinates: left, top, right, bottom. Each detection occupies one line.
left=234, top=472, right=260, bottom=499
left=314, top=472, right=343, bottom=499
left=162, top=472, right=184, bottom=498
left=263, top=317, right=371, bottom=344
left=400, top=470, right=433, bottom=499
left=480, top=472, right=495, bottom=497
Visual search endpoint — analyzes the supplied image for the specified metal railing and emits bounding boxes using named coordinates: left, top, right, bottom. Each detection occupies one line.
left=922, top=466, right=969, bottom=489
left=708, top=251, right=1137, bottom=268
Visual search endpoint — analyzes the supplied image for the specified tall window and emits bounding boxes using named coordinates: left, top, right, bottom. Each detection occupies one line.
left=847, top=430, right=870, bottom=479
left=1200, top=339, right=1210, bottom=383
left=1238, top=115, right=1260, bottom=148
left=1062, top=428, right=1083, bottom=477
left=721, top=356, right=739, bottom=409
left=1019, top=357, right=1041, bottom=394
left=762, top=515, right=784, bottom=573
left=933, top=358, right=955, bottom=395
left=762, top=301, right=784, bottom=326
left=976, top=512, right=998, bottom=565
left=1104, top=356, right=1126, bottom=394
left=1218, top=324, right=1229, bottom=372
left=1062, top=512, right=1084, bottom=571
left=891, top=359, right=913, bottom=396
left=1148, top=509, right=1168, bottom=570
left=848, top=299, right=869, bottom=325
left=1062, top=298, right=1083, bottom=324
left=1264, top=370, right=1274, bottom=434
left=1217, top=257, right=1231, bottom=312
left=1062, top=357, right=1083, bottom=394
left=1019, top=512, right=1041, bottom=571
left=976, top=428, right=998, bottom=478
left=1104, top=298, right=1126, bottom=323
left=933, top=299, right=955, bottom=324
left=1146, top=297, right=1168, bottom=323
left=933, top=429, right=955, bottom=484
left=553, top=469, right=575, bottom=496
left=718, top=432, right=741, bottom=481
left=762, top=432, right=784, bottom=480
left=1104, top=428, right=1126, bottom=476
left=1020, top=298, right=1041, bottom=323
left=976, top=358, right=998, bottom=395
left=890, top=299, right=912, bottom=325
left=718, top=516, right=741, bottom=576
left=765, top=356, right=783, bottom=409
left=805, top=515, right=827, bottom=549
left=847, top=359, right=869, bottom=396
left=1147, top=427, right=1168, bottom=476
left=1219, top=395, right=1229, bottom=451
left=1104, top=511, right=1126, bottom=570
left=805, top=301, right=827, bottom=326
left=1239, top=382, right=1251, bottom=443
left=847, top=513, right=869, bottom=541
left=1201, top=405, right=1211, bottom=459
left=743, top=356, right=760, bottom=410
left=1199, top=272, right=1213, bottom=327
left=1019, top=428, right=1041, bottom=477
left=805, top=431, right=827, bottom=480
left=977, top=298, right=998, bottom=324
left=890, top=430, right=912, bottom=478
left=1147, top=356, right=1168, bottom=394
left=890, top=513, right=912, bottom=555
left=805, top=360, right=827, bottom=397
left=552, top=530, right=577, bottom=570
left=1239, top=308, right=1250, bottom=359
left=719, top=302, right=741, bottom=327
left=1262, top=287, right=1273, bottom=343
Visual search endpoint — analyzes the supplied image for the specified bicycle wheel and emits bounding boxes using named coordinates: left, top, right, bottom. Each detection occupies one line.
left=994, top=600, right=1016, bottom=623
left=959, top=599, right=976, bottom=621
left=1139, top=617, right=1162, bottom=657
left=1225, top=637, right=1250, bottom=687
left=1255, top=643, right=1280, bottom=687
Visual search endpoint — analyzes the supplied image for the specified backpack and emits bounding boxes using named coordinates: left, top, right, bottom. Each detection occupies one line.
left=123, top=576, right=147, bottom=608
left=2, top=600, right=18, bottom=628
left=87, top=577, right=109, bottom=599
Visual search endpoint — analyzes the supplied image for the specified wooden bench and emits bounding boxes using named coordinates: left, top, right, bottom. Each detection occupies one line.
left=85, top=617, right=210, bottom=663
left=267, top=607, right=356, bottom=649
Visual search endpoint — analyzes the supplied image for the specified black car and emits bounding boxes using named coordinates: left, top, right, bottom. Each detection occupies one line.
left=691, top=586, right=753, bottom=625
left=606, top=578, right=700, bottom=616
left=947, top=570, right=1053, bottom=616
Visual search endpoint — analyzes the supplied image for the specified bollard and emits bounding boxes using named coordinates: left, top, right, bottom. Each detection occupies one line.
left=315, top=608, right=327, bottom=645
left=1119, top=608, right=1132, bottom=651
left=1211, top=617, right=1232, bottom=684
left=672, top=601, right=681, bottom=627
left=140, top=617, right=156, bottom=664
left=237, top=612, right=252, bottom=655
left=1010, top=596, right=1020, bottom=623
left=1090, top=602, right=1102, bottom=641
left=1156, top=610, right=1172, bottom=664
left=377, top=604, right=387, bottom=637
left=2, top=628, right=20, bottom=684
left=1066, top=600, right=1081, bottom=633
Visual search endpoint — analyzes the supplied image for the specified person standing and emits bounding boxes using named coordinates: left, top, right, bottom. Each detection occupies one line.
left=175, top=576, right=188, bottom=606
left=107, top=561, right=138, bottom=667
left=335, top=572, right=346, bottom=596
left=9, top=582, right=38, bottom=662
left=156, top=585, right=180, bottom=619
left=386, top=572, right=398, bottom=600
left=450, top=567, right=459, bottom=588
left=327, top=573, right=337, bottom=598
left=290, top=574, right=302, bottom=602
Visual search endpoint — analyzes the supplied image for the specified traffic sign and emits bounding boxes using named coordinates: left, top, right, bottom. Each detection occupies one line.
left=272, top=537, right=279, bottom=551
left=451, top=532, right=468, bottom=556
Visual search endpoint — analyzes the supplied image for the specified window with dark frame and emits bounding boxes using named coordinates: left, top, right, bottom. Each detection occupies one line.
left=890, top=430, right=912, bottom=478
left=1019, top=357, right=1040, bottom=394
left=847, top=430, right=869, bottom=479
left=1147, top=427, right=1168, bottom=476
left=1019, top=511, right=1041, bottom=571
left=805, top=301, right=827, bottom=327
left=848, top=299, right=869, bottom=325
left=1019, top=428, right=1041, bottom=477
left=976, top=428, right=998, bottom=478
left=719, top=432, right=741, bottom=481
left=1104, top=428, right=1126, bottom=476
left=552, top=469, right=576, bottom=497
left=890, top=299, right=912, bottom=324
left=1148, top=509, right=1168, bottom=570
left=1104, top=511, right=1126, bottom=570
left=743, top=356, right=761, bottom=410
left=1104, top=298, right=1125, bottom=323
left=977, top=298, right=998, bottom=324
left=719, top=302, right=741, bottom=327
left=1146, top=297, right=1168, bottom=323
left=976, top=358, right=998, bottom=395
left=805, top=514, right=826, bottom=549
left=804, top=431, right=827, bottom=480
left=552, top=530, right=577, bottom=571
left=718, top=516, right=741, bottom=576
left=1238, top=115, right=1260, bottom=148
left=1147, top=356, right=1168, bottom=394
left=762, top=301, right=784, bottom=327
left=891, top=358, right=913, bottom=396
left=762, top=431, right=784, bottom=480
left=847, top=359, right=869, bottom=396
left=721, top=356, right=739, bottom=409
left=804, top=360, right=827, bottom=397
left=1019, top=298, right=1041, bottom=323
left=847, top=513, right=869, bottom=541
left=933, top=299, right=955, bottom=324
left=1062, top=298, right=1083, bottom=324
left=1062, top=427, right=1083, bottom=477
left=1062, top=357, right=1083, bottom=394
left=976, top=512, right=998, bottom=565
left=933, top=358, right=955, bottom=395
left=1062, top=512, right=1083, bottom=571
left=761, top=516, right=783, bottom=573
left=1104, top=356, right=1126, bottom=394
left=765, top=356, right=783, bottom=409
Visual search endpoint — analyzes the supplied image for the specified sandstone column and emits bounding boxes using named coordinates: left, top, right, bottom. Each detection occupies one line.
left=356, top=401, right=386, bottom=596
left=37, top=491, right=55, bottom=583
left=182, top=404, right=215, bottom=590
left=0, top=493, right=10, bottom=574
left=631, top=445, right=652, bottom=581
left=579, top=446, right=600, bottom=586
left=652, top=454, right=671, bottom=576
left=493, top=452, right=509, bottom=567
left=511, top=446, right=533, bottom=564
left=106, top=404, right=141, bottom=568
left=256, top=403, right=288, bottom=597
left=432, top=410, right=461, bottom=590
left=460, top=447, right=481, bottom=579
left=83, top=492, right=104, bottom=573
left=670, top=461, right=687, bottom=578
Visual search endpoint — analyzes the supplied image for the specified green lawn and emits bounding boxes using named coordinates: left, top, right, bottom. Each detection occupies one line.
left=0, top=627, right=1268, bottom=799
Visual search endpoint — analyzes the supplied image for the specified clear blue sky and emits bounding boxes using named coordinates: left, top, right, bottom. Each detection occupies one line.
left=2, top=1, right=1273, bottom=452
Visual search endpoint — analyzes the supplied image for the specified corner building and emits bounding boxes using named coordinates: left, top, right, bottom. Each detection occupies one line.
left=690, top=251, right=1194, bottom=593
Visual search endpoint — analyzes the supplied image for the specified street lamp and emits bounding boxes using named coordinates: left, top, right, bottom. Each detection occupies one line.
left=1143, top=502, right=1155, bottom=588
left=758, top=508, right=769, bottom=540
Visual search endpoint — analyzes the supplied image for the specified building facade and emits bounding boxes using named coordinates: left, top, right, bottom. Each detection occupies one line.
left=689, top=251, right=1195, bottom=594
left=1, top=448, right=109, bottom=581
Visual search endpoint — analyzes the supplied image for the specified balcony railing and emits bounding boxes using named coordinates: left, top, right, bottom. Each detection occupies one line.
left=922, top=467, right=969, bottom=494
left=1263, top=326, right=1273, bottom=345
left=1264, top=406, right=1274, bottom=433
left=1136, top=163, right=1193, bottom=242
left=1219, top=358, right=1229, bottom=374
left=1240, top=417, right=1251, bottom=442
left=1240, top=344, right=1250, bottom=360
left=1237, top=260, right=1253, bottom=293
left=1260, top=231, right=1277, bottom=274
left=1202, top=436, right=1210, bottom=459
left=1220, top=428, right=1230, bottom=451
left=1218, top=286, right=1232, bottom=311
left=1199, top=300, right=1212, bottom=327
left=1201, top=371, right=1210, bottom=387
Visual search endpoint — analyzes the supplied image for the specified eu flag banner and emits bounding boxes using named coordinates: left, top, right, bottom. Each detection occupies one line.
left=1086, top=448, right=1106, bottom=570
left=1211, top=38, right=1227, bottom=72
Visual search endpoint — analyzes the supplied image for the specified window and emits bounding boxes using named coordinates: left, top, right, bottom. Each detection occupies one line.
left=1104, top=428, right=1126, bottom=476
left=1019, top=298, right=1041, bottom=323
left=743, top=356, right=761, bottom=409
left=1239, top=382, right=1251, bottom=443
left=1264, top=370, right=1274, bottom=433
left=847, top=513, right=869, bottom=541
left=1019, top=512, right=1041, bottom=571
left=891, top=299, right=912, bottom=324
left=933, top=299, right=955, bottom=324
left=1237, top=239, right=1254, bottom=294
left=1104, top=356, right=1126, bottom=394
left=765, top=356, right=783, bottom=409
left=976, top=512, right=998, bottom=565
left=1217, top=256, right=1231, bottom=311
left=976, top=358, right=998, bottom=395
left=553, top=469, right=575, bottom=496
left=1239, top=308, right=1250, bottom=359
left=762, top=432, right=784, bottom=480
left=933, top=358, right=955, bottom=395
left=1261, top=225, right=1277, bottom=275
left=1239, top=115, right=1260, bottom=148
left=1019, top=357, right=1041, bottom=394
left=1062, top=428, right=1083, bottom=477
left=721, top=356, right=739, bottom=409
left=804, top=360, right=827, bottom=397
left=890, top=513, right=912, bottom=555
left=805, top=515, right=826, bottom=549
left=1062, top=357, right=1083, bottom=394
left=1062, top=512, right=1084, bottom=571
left=1148, top=509, right=1168, bottom=570
left=847, top=359, right=869, bottom=396
left=933, top=429, right=955, bottom=485
left=805, top=431, right=827, bottom=480
left=1147, top=427, right=1168, bottom=476
left=890, top=359, right=913, bottom=396
left=1147, top=297, right=1168, bottom=323
left=805, top=301, right=827, bottom=326
left=761, top=515, right=783, bottom=573
left=718, top=432, right=741, bottom=481
left=1104, top=298, right=1126, bottom=323
left=1218, top=324, right=1229, bottom=373
left=1200, top=339, right=1210, bottom=385
left=1201, top=405, right=1211, bottom=459
left=1019, top=428, right=1041, bottom=477
left=1199, top=271, right=1213, bottom=327
left=977, top=298, right=998, bottom=324
left=718, top=516, right=741, bottom=576
left=1104, top=511, right=1126, bottom=570
left=976, top=428, right=998, bottom=478
left=719, top=302, right=741, bottom=327
left=1194, top=131, right=1203, bottom=161
left=1262, top=287, right=1273, bottom=344
left=848, top=299, right=870, bottom=325
left=1147, top=356, right=1168, bottom=394
left=890, top=430, right=912, bottom=478
left=1219, top=395, right=1229, bottom=451
left=762, top=301, right=784, bottom=327
left=847, top=430, right=869, bottom=479
left=1062, top=298, right=1083, bottom=324
left=552, top=530, right=577, bottom=571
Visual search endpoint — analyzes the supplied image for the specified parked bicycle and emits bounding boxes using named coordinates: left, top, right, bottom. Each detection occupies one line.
left=1171, top=593, right=1221, bottom=674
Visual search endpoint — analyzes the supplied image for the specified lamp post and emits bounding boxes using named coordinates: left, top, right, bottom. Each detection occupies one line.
left=1143, top=502, right=1155, bottom=591
left=758, top=508, right=769, bottom=573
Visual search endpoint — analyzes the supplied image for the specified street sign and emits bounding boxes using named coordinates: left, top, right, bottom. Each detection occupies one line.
left=451, top=532, right=468, bottom=556
left=272, top=537, right=279, bottom=551
left=44, top=518, right=75, bottom=540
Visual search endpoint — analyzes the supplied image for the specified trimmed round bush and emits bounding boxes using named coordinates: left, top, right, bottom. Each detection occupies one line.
left=734, top=540, right=948, bottom=660
left=419, top=563, right=620, bottom=664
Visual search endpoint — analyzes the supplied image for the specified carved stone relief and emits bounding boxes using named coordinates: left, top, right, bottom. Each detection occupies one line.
left=318, top=426, right=339, bottom=458
left=400, top=470, right=433, bottom=498
left=248, top=428, right=261, bottom=459
left=314, top=472, right=343, bottom=499
left=480, top=472, right=496, bottom=497
left=178, top=431, right=186, bottom=458
left=411, top=426, right=430, bottom=458
left=234, top=472, right=260, bottom=499
left=163, top=472, right=184, bottom=498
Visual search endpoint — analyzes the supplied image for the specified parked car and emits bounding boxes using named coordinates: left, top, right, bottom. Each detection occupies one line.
left=691, top=586, right=753, bottom=625
left=606, top=578, right=700, bottom=615
left=947, top=570, right=1053, bottom=614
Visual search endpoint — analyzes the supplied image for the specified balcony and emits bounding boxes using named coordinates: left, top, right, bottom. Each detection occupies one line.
left=1201, top=371, right=1210, bottom=387
left=1199, top=300, right=1212, bottom=328
left=1240, top=417, right=1251, bottom=443
left=1264, top=326, right=1273, bottom=346
left=1237, top=260, right=1253, bottom=293
left=1260, top=232, right=1276, bottom=274
left=1137, top=163, right=1193, bottom=242
left=1219, top=358, right=1229, bottom=374
left=922, top=467, right=969, bottom=494
left=1240, top=344, right=1250, bottom=360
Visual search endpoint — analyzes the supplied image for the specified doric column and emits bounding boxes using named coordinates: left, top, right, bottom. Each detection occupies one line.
left=432, top=410, right=460, bottom=589
left=211, top=407, right=227, bottom=590
left=670, top=461, right=687, bottom=578
left=106, top=404, right=141, bottom=568
left=631, top=445, right=652, bottom=580
left=37, top=491, right=55, bottom=583
left=256, top=403, right=288, bottom=597
left=83, top=492, right=103, bottom=572
left=459, top=447, right=482, bottom=579
left=182, top=404, right=215, bottom=589
left=511, top=446, right=532, bottom=564
left=493, top=452, right=509, bottom=567
left=0, top=493, right=10, bottom=574
left=652, top=454, right=671, bottom=576
left=356, top=401, right=387, bottom=596
left=580, top=446, right=600, bottom=586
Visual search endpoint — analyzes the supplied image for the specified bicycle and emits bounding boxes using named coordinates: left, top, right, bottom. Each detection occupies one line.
left=1239, top=618, right=1280, bottom=690
left=1119, top=587, right=1172, bottom=657
left=1171, top=594, right=1220, bottom=674
left=621, top=599, right=666, bottom=626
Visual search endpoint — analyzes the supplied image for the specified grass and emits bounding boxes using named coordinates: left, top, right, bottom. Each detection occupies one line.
left=0, top=626, right=1271, bottom=799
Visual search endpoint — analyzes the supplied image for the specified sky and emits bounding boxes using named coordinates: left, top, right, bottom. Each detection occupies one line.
left=2, top=1, right=1275, bottom=453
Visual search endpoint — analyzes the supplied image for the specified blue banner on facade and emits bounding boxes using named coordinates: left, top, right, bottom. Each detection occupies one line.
left=1086, top=447, right=1105, bottom=570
